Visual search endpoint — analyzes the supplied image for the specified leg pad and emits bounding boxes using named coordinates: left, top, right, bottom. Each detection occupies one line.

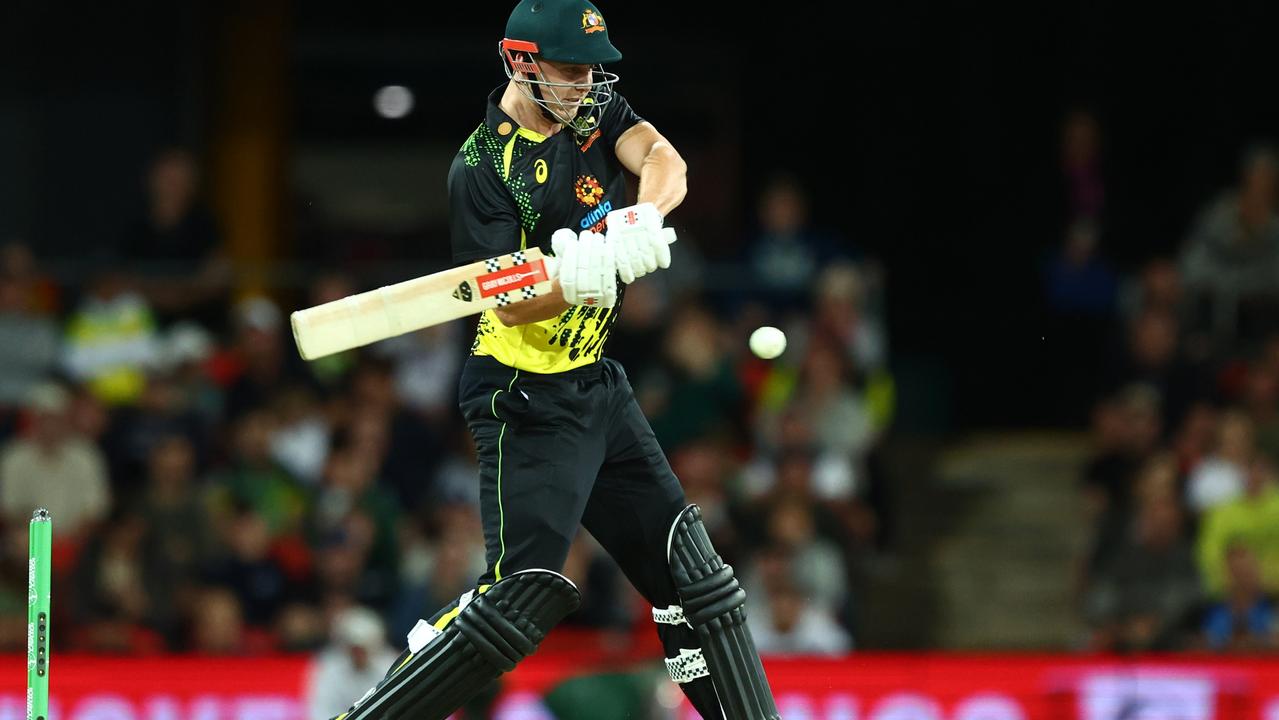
left=668, top=505, right=780, bottom=720
left=338, top=570, right=579, bottom=720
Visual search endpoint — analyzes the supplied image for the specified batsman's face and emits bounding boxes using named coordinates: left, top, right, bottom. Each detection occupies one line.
left=534, top=58, right=593, bottom=114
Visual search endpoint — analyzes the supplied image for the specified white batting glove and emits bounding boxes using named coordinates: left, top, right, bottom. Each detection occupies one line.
left=606, top=202, right=674, bottom=284
left=550, top=228, right=617, bottom=308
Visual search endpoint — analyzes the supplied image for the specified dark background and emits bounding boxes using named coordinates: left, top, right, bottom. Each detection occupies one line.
left=3, top=0, right=1277, bottom=431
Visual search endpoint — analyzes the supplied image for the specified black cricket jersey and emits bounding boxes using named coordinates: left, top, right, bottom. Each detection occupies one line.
left=448, top=86, right=643, bottom=373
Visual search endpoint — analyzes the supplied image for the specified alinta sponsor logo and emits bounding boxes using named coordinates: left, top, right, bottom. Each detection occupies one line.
left=580, top=200, right=613, bottom=232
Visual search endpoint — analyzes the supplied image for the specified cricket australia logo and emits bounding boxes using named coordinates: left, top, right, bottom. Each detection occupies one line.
left=581, top=9, right=606, bottom=34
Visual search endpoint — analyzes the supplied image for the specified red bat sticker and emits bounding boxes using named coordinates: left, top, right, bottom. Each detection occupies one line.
left=476, top=260, right=549, bottom=298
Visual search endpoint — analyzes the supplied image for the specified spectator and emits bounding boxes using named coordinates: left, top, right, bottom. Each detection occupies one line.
left=189, top=587, right=251, bottom=655
left=120, top=148, right=231, bottom=331
left=0, top=382, right=110, bottom=541
left=276, top=603, right=328, bottom=653
left=431, top=432, right=481, bottom=509
left=343, top=357, right=442, bottom=513
left=1082, top=386, right=1162, bottom=523
left=1181, top=144, right=1279, bottom=340
left=1085, top=494, right=1201, bottom=651
left=744, top=174, right=849, bottom=311
left=307, top=606, right=398, bottom=720
left=1119, top=259, right=1187, bottom=326
left=204, top=509, right=290, bottom=629
left=1201, top=544, right=1277, bottom=651
left=207, top=410, right=310, bottom=539
left=793, top=339, right=877, bottom=460
left=1042, top=221, right=1118, bottom=423
left=602, top=277, right=667, bottom=380
left=0, top=524, right=27, bottom=651
left=812, top=263, right=889, bottom=375
left=1081, top=391, right=1167, bottom=583
left=1186, top=410, right=1254, bottom=514
left=388, top=507, right=483, bottom=641
left=1060, top=109, right=1105, bottom=224
left=560, top=533, right=631, bottom=631
left=747, top=573, right=852, bottom=656
left=761, top=498, right=849, bottom=614
left=269, top=385, right=330, bottom=487
left=1243, top=362, right=1279, bottom=466
left=1197, top=457, right=1279, bottom=597
left=0, top=242, right=59, bottom=413
left=643, top=307, right=743, bottom=451
left=0, top=241, right=57, bottom=315
left=670, top=440, right=736, bottom=540
left=301, top=274, right=361, bottom=389
left=100, top=370, right=209, bottom=500
left=61, top=272, right=160, bottom=407
left=373, top=320, right=464, bottom=424
left=1104, top=308, right=1205, bottom=431
left=1044, top=220, right=1118, bottom=317
left=139, top=435, right=213, bottom=645
left=1174, top=403, right=1221, bottom=477
left=1132, top=452, right=1181, bottom=510
left=69, top=509, right=166, bottom=652
left=741, top=447, right=863, bottom=569
left=752, top=343, right=874, bottom=482
left=158, top=321, right=224, bottom=432
left=310, top=434, right=401, bottom=610
left=224, top=296, right=306, bottom=421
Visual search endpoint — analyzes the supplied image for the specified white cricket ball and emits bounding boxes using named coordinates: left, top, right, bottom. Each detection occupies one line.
left=749, top=326, right=787, bottom=360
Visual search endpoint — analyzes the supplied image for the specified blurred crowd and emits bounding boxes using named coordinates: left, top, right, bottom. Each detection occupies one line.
left=0, top=148, right=891, bottom=704
left=1048, top=111, right=1279, bottom=652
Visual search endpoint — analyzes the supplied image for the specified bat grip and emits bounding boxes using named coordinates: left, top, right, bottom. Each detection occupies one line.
left=544, top=228, right=676, bottom=280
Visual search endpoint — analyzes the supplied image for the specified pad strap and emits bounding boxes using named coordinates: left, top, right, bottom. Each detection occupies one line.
left=665, top=648, right=711, bottom=684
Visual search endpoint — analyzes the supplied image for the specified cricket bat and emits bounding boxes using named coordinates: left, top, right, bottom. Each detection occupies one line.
left=291, top=247, right=554, bottom=360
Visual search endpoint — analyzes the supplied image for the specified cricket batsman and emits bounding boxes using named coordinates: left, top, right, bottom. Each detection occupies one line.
left=333, top=1, right=779, bottom=717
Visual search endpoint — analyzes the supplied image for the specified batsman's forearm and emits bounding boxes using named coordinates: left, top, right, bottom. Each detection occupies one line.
left=636, top=141, right=688, bottom=217
left=494, top=279, right=571, bottom=326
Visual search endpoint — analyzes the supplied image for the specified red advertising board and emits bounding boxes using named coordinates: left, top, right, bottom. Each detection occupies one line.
left=3, top=653, right=1279, bottom=719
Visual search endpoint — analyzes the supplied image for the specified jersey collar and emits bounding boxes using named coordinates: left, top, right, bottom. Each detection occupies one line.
left=486, top=86, right=550, bottom=142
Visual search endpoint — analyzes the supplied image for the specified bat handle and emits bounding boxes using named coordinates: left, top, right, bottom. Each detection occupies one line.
left=543, top=228, right=676, bottom=279
left=542, top=229, right=676, bottom=281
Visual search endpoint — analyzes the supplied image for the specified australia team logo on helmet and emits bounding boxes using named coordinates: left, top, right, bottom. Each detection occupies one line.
left=575, top=175, right=605, bottom=207
left=581, top=9, right=606, bottom=34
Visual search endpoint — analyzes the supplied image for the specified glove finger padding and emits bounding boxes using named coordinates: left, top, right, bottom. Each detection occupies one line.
left=583, top=231, right=615, bottom=307
left=630, top=237, right=653, bottom=278
left=642, top=240, right=659, bottom=274
left=552, top=228, right=578, bottom=304
left=615, top=235, right=637, bottom=284
left=654, top=229, right=673, bottom=269
left=597, top=235, right=617, bottom=308
left=576, top=231, right=598, bottom=302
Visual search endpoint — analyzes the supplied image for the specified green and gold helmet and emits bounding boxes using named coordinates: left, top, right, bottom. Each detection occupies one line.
left=500, top=0, right=621, bottom=136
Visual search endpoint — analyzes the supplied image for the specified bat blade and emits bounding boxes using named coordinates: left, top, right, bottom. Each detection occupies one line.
left=291, top=248, right=552, bottom=360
